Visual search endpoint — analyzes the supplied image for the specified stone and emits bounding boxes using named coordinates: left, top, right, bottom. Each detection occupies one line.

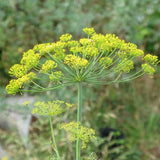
left=0, top=96, right=35, bottom=147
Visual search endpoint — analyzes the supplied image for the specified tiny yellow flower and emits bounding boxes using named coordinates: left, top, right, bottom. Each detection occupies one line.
left=20, top=49, right=41, bottom=69
left=83, top=46, right=99, bottom=57
left=9, top=64, right=28, bottom=78
left=49, top=71, right=64, bottom=84
left=99, top=57, right=113, bottom=67
left=41, top=60, right=57, bottom=73
left=6, top=72, right=37, bottom=95
left=142, top=63, right=155, bottom=75
left=117, top=58, right=134, bottom=73
left=143, top=54, right=159, bottom=66
left=67, top=40, right=80, bottom=47
left=83, top=27, right=96, bottom=36
left=22, top=101, right=30, bottom=106
left=64, top=54, right=89, bottom=69
left=60, top=33, right=72, bottom=42
left=79, top=38, right=94, bottom=46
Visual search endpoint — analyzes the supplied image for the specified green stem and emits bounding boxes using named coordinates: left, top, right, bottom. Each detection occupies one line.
left=49, top=116, right=61, bottom=160
left=76, top=82, right=82, bottom=160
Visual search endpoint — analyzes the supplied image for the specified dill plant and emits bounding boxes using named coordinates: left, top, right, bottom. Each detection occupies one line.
left=6, top=28, right=159, bottom=160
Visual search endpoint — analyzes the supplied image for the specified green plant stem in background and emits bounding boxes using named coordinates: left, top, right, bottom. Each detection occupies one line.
left=49, top=116, right=61, bottom=160
left=76, top=82, right=82, bottom=160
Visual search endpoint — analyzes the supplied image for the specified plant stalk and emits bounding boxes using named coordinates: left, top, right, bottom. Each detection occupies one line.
left=76, top=82, right=82, bottom=160
left=49, top=116, right=61, bottom=160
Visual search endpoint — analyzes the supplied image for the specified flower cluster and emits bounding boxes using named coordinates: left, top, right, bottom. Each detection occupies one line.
left=141, top=54, right=159, bottom=75
left=117, top=58, right=134, bottom=73
left=70, top=46, right=82, bottom=54
left=59, top=122, right=96, bottom=149
left=60, top=33, right=72, bottom=42
left=41, top=60, right=57, bottom=73
left=79, top=38, right=95, bottom=46
left=9, top=64, right=28, bottom=78
left=20, top=49, right=41, bottom=69
left=83, top=46, right=99, bottom=57
left=83, top=28, right=96, bottom=36
left=6, top=72, right=36, bottom=95
left=64, top=54, right=89, bottom=69
left=143, top=54, right=159, bottom=66
left=67, top=40, right=80, bottom=48
left=33, top=43, right=54, bottom=55
left=31, top=100, right=73, bottom=116
left=49, top=71, right=64, bottom=84
left=142, top=63, right=155, bottom=75
left=99, top=57, right=113, bottom=67
left=6, top=27, right=159, bottom=95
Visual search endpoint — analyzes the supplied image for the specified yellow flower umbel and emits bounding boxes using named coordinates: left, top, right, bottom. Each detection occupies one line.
left=83, top=28, right=96, bottom=37
left=143, top=54, right=159, bottom=66
left=99, top=57, right=113, bottom=67
left=60, top=33, right=72, bottom=42
left=20, top=49, right=41, bottom=69
left=6, top=72, right=36, bottom=95
left=59, top=122, right=96, bottom=149
left=9, top=64, right=28, bottom=78
left=49, top=71, right=64, bottom=84
left=31, top=100, right=73, bottom=116
left=142, top=63, right=155, bottom=75
left=41, top=60, right=58, bottom=73
left=117, top=58, right=134, bottom=73
left=141, top=54, right=159, bottom=75
left=64, top=54, right=89, bottom=69
left=6, top=27, right=159, bottom=94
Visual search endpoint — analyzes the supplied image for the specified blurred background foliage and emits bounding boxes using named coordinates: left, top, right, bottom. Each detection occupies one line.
left=0, top=0, right=160, bottom=160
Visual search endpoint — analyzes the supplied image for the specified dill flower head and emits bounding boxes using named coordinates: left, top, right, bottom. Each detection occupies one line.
left=143, top=54, right=159, bottom=66
left=117, top=58, right=134, bottom=73
left=41, top=60, right=58, bottom=73
left=142, top=63, right=155, bottom=75
left=20, top=49, right=41, bottom=69
left=33, top=43, right=54, bottom=55
left=60, top=33, right=72, bottom=42
left=83, top=46, right=99, bottom=57
left=31, top=100, right=73, bottom=116
left=59, top=122, right=96, bottom=149
left=83, top=28, right=96, bottom=36
left=99, top=57, right=113, bottom=67
left=49, top=71, right=64, bottom=84
left=64, top=54, right=89, bottom=69
left=9, top=64, right=28, bottom=78
left=6, top=27, right=159, bottom=95
left=6, top=72, right=37, bottom=95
